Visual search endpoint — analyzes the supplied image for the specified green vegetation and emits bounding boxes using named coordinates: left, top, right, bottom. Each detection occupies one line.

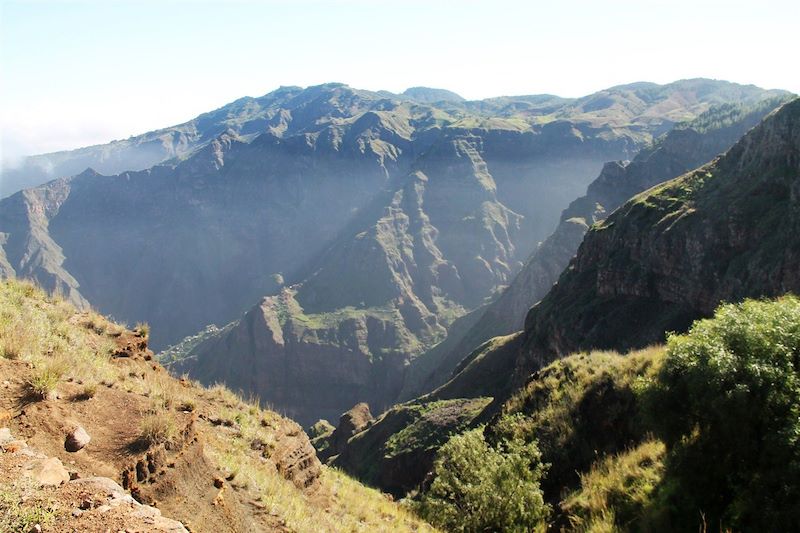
left=415, top=297, right=800, bottom=531
left=158, top=323, right=229, bottom=367
left=561, top=440, right=665, bottom=532
left=384, top=398, right=492, bottom=458
left=645, top=296, right=800, bottom=530
left=308, top=419, right=335, bottom=455
left=415, top=428, right=549, bottom=532
left=494, top=347, right=664, bottom=499
left=0, top=486, right=56, bottom=533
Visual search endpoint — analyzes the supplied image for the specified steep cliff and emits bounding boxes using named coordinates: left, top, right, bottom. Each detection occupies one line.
left=331, top=97, right=800, bottom=501
left=517, top=97, right=800, bottom=382
left=398, top=96, right=792, bottom=400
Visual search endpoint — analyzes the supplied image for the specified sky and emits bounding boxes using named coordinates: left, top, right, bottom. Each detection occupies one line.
left=1, top=0, right=798, bottom=161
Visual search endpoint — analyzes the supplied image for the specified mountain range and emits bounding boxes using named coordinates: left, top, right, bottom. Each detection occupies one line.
left=0, top=79, right=789, bottom=426
left=325, top=96, right=800, bottom=513
left=2, top=77, right=799, bottom=532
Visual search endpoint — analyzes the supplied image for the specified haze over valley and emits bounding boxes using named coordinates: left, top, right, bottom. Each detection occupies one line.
left=2, top=1, right=799, bottom=531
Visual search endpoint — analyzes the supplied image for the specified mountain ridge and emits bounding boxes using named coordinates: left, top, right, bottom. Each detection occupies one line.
left=1, top=80, right=787, bottom=425
left=396, top=95, right=793, bottom=400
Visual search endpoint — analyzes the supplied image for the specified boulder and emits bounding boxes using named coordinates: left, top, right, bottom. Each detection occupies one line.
left=328, top=403, right=373, bottom=456
left=31, top=457, right=70, bottom=486
left=65, top=425, right=91, bottom=452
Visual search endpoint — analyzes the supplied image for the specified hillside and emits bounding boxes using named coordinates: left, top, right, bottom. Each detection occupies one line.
left=0, top=279, right=435, bottom=532
left=328, top=97, right=800, bottom=513
left=130, top=81, right=783, bottom=424
left=517, top=96, right=800, bottom=380
left=398, top=95, right=794, bottom=399
left=0, top=80, right=787, bottom=425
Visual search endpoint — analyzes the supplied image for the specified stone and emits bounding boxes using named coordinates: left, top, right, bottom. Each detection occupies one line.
left=32, top=457, right=70, bottom=486
left=65, top=425, right=91, bottom=452
left=70, top=476, right=126, bottom=496
left=327, top=403, right=373, bottom=457
left=0, top=427, right=11, bottom=444
left=1, top=439, right=28, bottom=453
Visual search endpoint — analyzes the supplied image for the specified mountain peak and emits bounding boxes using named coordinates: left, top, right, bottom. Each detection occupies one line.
left=402, top=86, right=465, bottom=103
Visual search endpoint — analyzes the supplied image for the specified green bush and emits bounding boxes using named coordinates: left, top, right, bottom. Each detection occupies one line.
left=646, top=296, right=800, bottom=530
left=416, top=427, right=549, bottom=532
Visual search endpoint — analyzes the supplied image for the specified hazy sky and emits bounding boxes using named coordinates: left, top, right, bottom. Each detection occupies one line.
left=1, top=0, right=798, bottom=160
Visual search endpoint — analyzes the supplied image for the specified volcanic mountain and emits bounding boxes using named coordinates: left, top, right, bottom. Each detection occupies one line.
left=0, top=80, right=785, bottom=423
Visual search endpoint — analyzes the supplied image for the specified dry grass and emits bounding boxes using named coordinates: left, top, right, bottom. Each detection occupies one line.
left=561, top=439, right=666, bottom=532
left=27, top=358, right=68, bottom=399
left=139, top=411, right=177, bottom=448
left=202, top=388, right=436, bottom=532
left=134, top=321, right=150, bottom=338
left=0, top=279, right=438, bottom=532
left=0, top=279, right=118, bottom=395
left=77, top=381, right=98, bottom=400
left=0, top=480, right=57, bottom=533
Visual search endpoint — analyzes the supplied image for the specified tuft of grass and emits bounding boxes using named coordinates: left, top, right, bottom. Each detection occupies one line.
left=27, top=359, right=68, bottom=399
left=139, top=412, right=177, bottom=448
left=77, top=381, right=98, bottom=400
left=135, top=322, right=150, bottom=338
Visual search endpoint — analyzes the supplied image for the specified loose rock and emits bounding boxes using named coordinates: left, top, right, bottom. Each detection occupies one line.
left=32, top=457, right=70, bottom=486
left=65, top=425, right=91, bottom=452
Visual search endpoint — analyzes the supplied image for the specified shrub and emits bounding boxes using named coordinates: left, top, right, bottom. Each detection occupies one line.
left=645, top=296, right=800, bottom=530
left=416, top=427, right=550, bottom=532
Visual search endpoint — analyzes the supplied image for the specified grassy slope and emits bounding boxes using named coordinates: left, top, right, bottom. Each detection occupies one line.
left=0, top=279, right=436, bottom=533
left=332, top=397, right=492, bottom=497
left=487, top=347, right=666, bottom=530
left=333, top=341, right=669, bottom=532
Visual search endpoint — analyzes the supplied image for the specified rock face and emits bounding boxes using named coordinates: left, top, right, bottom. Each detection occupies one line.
left=270, top=419, right=323, bottom=489
left=398, top=96, right=793, bottom=400
left=515, top=97, right=800, bottom=383
left=324, top=402, right=374, bottom=459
